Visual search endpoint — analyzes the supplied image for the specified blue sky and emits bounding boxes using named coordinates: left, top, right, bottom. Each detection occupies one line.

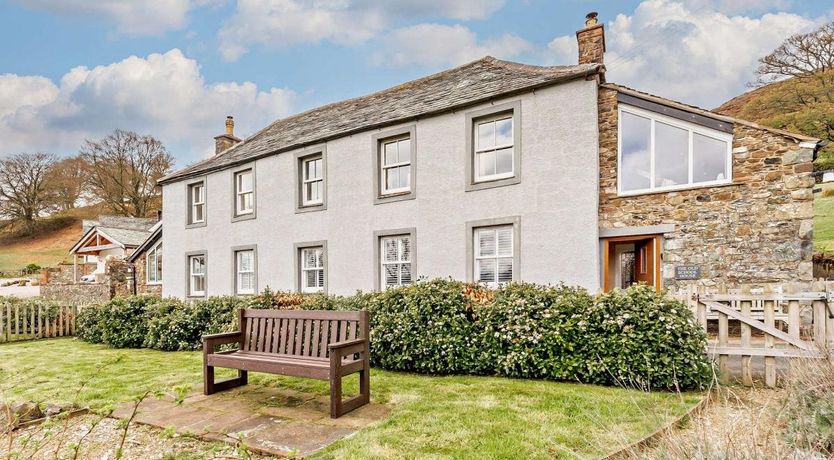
left=0, top=0, right=832, bottom=166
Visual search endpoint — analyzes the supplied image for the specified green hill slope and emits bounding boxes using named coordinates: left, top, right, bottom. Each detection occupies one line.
left=0, top=205, right=104, bottom=274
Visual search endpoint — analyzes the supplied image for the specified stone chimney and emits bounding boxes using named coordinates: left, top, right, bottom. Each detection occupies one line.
left=214, top=116, right=242, bottom=155
left=576, top=11, right=605, bottom=66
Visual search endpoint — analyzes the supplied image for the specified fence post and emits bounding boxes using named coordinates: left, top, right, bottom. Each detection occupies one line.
left=764, top=299, right=776, bottom=387
left=827, top=299, right=834, bottom=350
left=813, top=300, right=826, bottom=350
left=740, top=300, right=753, bottom=386
left=718, top=311, right=729, bottom=384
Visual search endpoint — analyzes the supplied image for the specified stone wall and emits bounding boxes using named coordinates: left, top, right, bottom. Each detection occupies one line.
left=133, top=252, right=162, bottom=297
left=42, top=263, right=96, bottom=284
left=598, top=87, right=815, bottom=293
left=41, top=283, right=110, bottom=304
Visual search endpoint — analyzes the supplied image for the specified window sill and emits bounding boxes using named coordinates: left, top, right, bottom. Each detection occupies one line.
left=465, top=175, right=520, bottom=192
left=185, top=221, right=207, bottom=229
left=146, top=282, right=162, bottom=286
left=231, top=211, right=256, bottom=223
left=616, top=180, right=735, bottom=198
left=374, top=190, right=415, bottom=205
left=295, top=203, right=326, bottom=214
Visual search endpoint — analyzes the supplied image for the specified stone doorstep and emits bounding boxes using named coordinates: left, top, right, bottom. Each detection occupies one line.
left=110, top=385, right=390, bottom=458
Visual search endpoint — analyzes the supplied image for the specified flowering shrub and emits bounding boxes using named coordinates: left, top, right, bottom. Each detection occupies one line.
left=75, top=280, right=711, bottom=389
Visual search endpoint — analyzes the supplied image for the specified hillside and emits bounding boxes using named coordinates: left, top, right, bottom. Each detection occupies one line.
left=715, top=71, right=833, bottom=168
left=0, top=205, right=104, bottom=273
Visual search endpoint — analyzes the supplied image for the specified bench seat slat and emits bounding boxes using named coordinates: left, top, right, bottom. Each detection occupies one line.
left=207, top=351, right=363, bottom=379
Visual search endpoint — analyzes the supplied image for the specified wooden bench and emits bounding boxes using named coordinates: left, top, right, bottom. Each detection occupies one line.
left=202, top=309, right=370, bottom=418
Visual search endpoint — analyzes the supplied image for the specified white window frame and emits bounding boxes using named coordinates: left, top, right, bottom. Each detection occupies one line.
left=617, top=104, right=733, bottom=196
left=297, top=244, right=326, bottom=293
left=234, top=169, right=254, bottom=216
left=235, top=249, right=256, bottom=295
left=473, top=225, right=515, bottom=288
left=380, top=235, right=413, bottom=289
left=474, top=113, right=515, bottom=183
left=190, top=182, right=205, bottom=224
left=302, top=156, right=324, bottom=206
left=380, top=136, right=412, bottom=195
left=146, top=241, right=162, bottom=285
left=188, top=254, right=206, bottom=297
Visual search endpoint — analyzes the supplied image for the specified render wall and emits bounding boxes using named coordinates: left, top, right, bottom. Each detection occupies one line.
left=597, top=87, right=815, bottom=293
left=162, top=79, right=602, bottom=297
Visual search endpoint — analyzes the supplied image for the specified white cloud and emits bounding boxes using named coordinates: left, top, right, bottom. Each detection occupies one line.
left=547, top=0, right=818, bottom=108
left=0, top=49, right=296, bottom=163
left=17, top=0, right=210, bottom=35
left=218, top=0, right=506, bottom=61
left=682, top=0, right=792, bottom=15
left=374, top=24, right=533, bottom=68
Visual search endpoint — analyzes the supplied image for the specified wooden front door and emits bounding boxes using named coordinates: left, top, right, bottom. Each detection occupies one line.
left=603, top=235, right=661, bottom=292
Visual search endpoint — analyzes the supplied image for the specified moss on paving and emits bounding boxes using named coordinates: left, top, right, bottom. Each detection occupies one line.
left=0, top=338, right=701, bottom=459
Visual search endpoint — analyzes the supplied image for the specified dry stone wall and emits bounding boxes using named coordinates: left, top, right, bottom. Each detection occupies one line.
left=598, top=87, right=815, bottom=293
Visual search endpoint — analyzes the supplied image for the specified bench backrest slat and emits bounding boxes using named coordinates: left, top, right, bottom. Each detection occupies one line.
left=239, top=309, right=367, bottom=358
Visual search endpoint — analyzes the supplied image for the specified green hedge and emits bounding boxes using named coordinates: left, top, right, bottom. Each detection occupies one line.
left=76, top=280, right=712, bottom=390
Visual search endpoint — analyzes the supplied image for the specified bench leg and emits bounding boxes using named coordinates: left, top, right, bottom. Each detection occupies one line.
left=329, top=367, right=371, bottom=419
left=204, top=364, right=248, bottom=396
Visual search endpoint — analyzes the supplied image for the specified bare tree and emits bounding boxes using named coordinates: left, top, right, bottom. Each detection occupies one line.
left=754, top=21, right=834, bottom=89
left=81, top=129, right=174, bottom=218
left=0, top=152, right=57, bottom=234
left=45, top=155, right=90, bottom=211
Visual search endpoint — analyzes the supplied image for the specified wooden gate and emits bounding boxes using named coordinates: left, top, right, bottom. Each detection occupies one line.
left=679, top=290, right=834, bottom=387
left=0, top=303, right=77, bottom=343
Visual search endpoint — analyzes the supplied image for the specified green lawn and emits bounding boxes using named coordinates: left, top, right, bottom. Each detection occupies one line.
left=815, top=183, right=834, bottom=253
left=0, top=338, right=702, bottom=459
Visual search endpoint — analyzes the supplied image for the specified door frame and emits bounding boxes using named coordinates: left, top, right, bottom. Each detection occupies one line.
left=602, top=234, right=662, bottom=292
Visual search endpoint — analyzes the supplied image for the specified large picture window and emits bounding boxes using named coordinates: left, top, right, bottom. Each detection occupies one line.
left=618, top=105, right=732, bottom=195
left=146, top=241, right=162, bottom=284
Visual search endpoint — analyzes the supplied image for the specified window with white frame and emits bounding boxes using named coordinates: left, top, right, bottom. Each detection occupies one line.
left=380, top=235, right=412, bottom=288
left=300, top=246, right=325, bottom=293
left=188, top=254, right=206, bottom=296
left=235, top=169, right=254, bottom=215
left=235, top=249, right=255, bottom=295
left=146, top=241, right=162, bottom=284
left=380, top=137, right=411, bottom=195
left=189, top=182, right=205, bottom=224
left=474, top=113, right=514, bottom=182
left=619, top=105, right=732, bottom=194
left=302, top=156, right=323, bottom=206
left=474, top=226, right=513, bottom=287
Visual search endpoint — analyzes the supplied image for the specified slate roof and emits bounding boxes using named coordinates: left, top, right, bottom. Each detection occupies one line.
left=71, top=215, right=158, bottom=253
left=127, top=221, right=162, bottom=263
left=159, top=57, right=602, bottom=185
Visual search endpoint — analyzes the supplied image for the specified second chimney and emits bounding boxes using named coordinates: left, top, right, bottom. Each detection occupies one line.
left=214, top=116, right=242, bottom=155
left=576, top=11, right=605, bottom=66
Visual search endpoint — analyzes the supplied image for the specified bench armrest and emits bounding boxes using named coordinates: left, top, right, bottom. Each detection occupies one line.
left=328, top=338, right=367, bottom=356
left=202, top=331, right=242, bottom=352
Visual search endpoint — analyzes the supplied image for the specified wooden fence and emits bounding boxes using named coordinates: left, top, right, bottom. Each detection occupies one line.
left=0, top=302, right=77, bottom=343
left=678, top=288, right=834, bottom=387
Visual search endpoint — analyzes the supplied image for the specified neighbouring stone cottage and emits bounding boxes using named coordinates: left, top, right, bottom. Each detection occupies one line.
left=41, top=216, right=159, bottom=303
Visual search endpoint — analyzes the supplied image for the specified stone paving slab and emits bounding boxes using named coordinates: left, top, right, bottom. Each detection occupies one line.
left=111, top=384, right=390, bottom=457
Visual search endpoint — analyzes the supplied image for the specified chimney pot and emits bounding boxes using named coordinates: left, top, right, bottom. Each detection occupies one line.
left=225, top=116, right=234, bottom=136
left=585, top=11, right=599, bottom=27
